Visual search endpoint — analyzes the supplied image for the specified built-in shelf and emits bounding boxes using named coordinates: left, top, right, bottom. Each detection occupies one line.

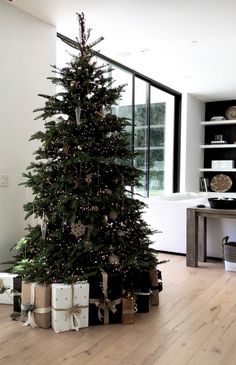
left=201, top=144, right=236, bottom=149
left=201, top=120, right=236, bottom=126
left=200, top=168, right=236, bottom=172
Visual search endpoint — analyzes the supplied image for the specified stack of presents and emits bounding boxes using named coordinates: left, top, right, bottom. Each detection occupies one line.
left=0, top=269, right=163, bottom=333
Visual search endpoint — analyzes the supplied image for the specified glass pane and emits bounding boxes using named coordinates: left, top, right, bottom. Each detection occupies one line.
left=134, top=78, right=148, bottom=197
left=110, top=65, right=133, bottom=150
left=149, top=87, right=175, bottom=196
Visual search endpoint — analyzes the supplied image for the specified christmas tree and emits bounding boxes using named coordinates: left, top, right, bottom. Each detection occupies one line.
left=12, top=13, right=158, bottom=290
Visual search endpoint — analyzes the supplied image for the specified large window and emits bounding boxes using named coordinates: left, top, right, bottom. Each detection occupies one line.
left=107, top=63, right=180, bottom=197
left=57, top=34, right=181, bottom=197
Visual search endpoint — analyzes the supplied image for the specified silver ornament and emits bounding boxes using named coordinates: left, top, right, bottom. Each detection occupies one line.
left=75, top=106, right=81, bottom=125
left=41, top=221, right=47, bottom=240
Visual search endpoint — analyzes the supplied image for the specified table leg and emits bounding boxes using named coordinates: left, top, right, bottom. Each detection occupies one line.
left=198, top=216, right=207, bottom=262
left=186, top=208, right=198, bottom=267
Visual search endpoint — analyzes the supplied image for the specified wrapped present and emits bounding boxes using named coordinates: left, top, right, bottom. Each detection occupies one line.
left=122, top=294, right=136, bottom=325
left=135, top=291, right=150, bottom=313
left=138, top=270, right=150, bottom=292
left=149, top=268, right=158, bottom=288
left=149, top=269, right=163, bottom=306
left=150, top=289, right=159, bottom=306
left=13, top=276, right=22, bottom=312
left=89, top=270, right=122, bottom=325
left=51, top=282, right=89, bottom=333
left=149, top=268, right=162, bottom=289
left=0, top=272, right=19, bottom=305
left=21, top=282, right=51, bottom=329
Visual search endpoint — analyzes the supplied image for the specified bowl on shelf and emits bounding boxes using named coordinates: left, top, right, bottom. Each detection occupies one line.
left=208, top=197, right=236, bottom=209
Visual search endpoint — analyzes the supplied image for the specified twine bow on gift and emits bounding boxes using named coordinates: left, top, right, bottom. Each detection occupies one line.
left=66, top=303, right=82, bottom=332
left=21, top=303, right=37, bottom=328
left=0, top=279, right=6, bottom=293
left=95, top=298, right=118, bottom=323
left=90, top=270, right=121, bottom=324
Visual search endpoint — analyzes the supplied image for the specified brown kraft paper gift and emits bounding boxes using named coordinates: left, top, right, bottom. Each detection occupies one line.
left=122, top=295, right=135, bottom=325
left=149, top=268, right=160, bottom=306
left=21, top=282, right=51, bottom=328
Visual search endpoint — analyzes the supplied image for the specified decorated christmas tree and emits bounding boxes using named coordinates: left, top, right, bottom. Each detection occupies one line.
left=12, top=13, right=158, bottom=291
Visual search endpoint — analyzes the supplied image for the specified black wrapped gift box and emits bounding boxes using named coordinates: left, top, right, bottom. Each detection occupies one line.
left=138, top=270, right=150, bottom=292
left=88, top=271, right=122, bottom=325
left=135, top=292, right=150, bottom=313
left=135, top=270, right=151, bottom=313
left=13, top=276, right=22, bottom=312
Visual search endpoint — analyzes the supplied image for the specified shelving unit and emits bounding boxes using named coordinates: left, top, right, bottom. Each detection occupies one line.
left=201, top=101, right=236, bottom=192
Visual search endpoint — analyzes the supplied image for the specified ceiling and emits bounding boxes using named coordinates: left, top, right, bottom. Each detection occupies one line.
left=9, top=0, right=236, bottom=101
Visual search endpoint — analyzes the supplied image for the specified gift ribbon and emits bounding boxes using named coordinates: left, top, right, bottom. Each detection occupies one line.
left=66, top=303, right=82, bottom=331
left=89, top=270, right=121, bottom=324
left=0, top=279, right=13, bottom=299
left=22, top=283, right=51, bottom=328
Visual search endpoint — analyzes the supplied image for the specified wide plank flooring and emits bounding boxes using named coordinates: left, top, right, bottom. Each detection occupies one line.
left=1, top=254, right=236, bottom=365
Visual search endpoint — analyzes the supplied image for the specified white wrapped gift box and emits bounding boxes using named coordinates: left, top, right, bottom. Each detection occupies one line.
left=224, top=260, right=236, bottom=272
left=0, top=272, right=19, bottom=305
left=51, top=282, right=89, bottom=333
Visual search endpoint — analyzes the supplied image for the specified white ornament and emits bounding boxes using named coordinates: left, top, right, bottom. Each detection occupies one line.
left=71, top=222, right=86, bottom=238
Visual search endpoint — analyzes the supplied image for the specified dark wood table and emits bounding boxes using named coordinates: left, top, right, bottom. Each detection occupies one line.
left=186, top=207, right=236, bottom=267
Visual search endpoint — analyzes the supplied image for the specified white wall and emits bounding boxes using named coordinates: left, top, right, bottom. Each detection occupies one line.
left=180, top=93, right=205, bottom=192
left=0, top=2, right=56, bottom=269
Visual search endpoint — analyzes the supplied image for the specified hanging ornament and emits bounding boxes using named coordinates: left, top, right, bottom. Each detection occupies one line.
left=71, top=222, right=86, bottom=238
left=95, top=111, right=103, bottom=118
left=104, top=188, right=112, bottom=195
left=63, top=144, right=69, bottom=156
left=109, top=211, right=118, bottom=221
left=70, top=80, right=76, bottom=88
left=109, top=253, right=120, bottom=265
left=117, top=230, right=125, bottom=237
left=85, top=173, right=93, bottom=184
left=75, top=176, right=80, bottom=188
left=41, top=213, right=47, bottom=240
left=62, top=217, right=67, bottom=232
left=91, top=206, right=99, bottom=212
left=103, top=215, right=108, bottom=223
left=75, top=106, right=81, bottom=125
left=84, top=240, right=93, bottom=251
left=97, top=163, right=100, bottom=186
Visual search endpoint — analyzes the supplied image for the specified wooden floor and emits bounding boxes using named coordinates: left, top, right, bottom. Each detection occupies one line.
left=1, top=254, right=236, bottom=365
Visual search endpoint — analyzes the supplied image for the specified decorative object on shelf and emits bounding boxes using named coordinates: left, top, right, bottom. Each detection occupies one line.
left=208, top=197, right=236, bottom=209
left=210, top=140, right=227, bottom=144
left=222, top=236, right=236, bottom=271
left=211, top=134, right=227, bottom=144
left=211, top=160, right=235, bottom=169
left=210, top=116, right=226, bottom=121
left=200, top=177, right=209, bottom=192
left=210, top=174, right=232, bottom=192
left=225, top=106, right=236, bottom=120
